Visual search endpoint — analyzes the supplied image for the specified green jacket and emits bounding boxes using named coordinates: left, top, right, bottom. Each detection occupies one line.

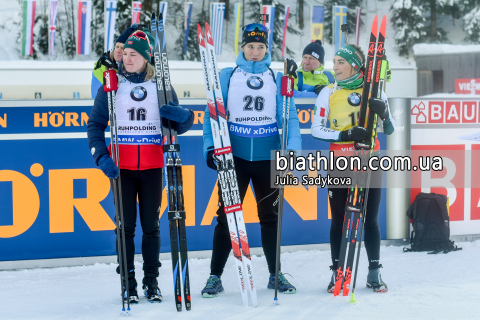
left=293, top=65, right=335, bottom=98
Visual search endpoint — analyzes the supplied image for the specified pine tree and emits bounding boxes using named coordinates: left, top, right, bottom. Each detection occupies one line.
left=34, top=0, right=49, bottom=58
left=174, top=0, right=207, bottom=61
left=463, top=6, right=480, bottom=43
left=91, top=0, right=105, bottom=56
left=323, top=0, right=364, bottom=45
left=390, top=0, right=427, bottom=57
left=57, top=0, right=76, bottom=58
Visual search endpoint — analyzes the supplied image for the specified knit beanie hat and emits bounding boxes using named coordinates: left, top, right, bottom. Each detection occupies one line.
left=335, top=44, right=364, bottom=71
left=123, top=29, right=155, bottom=61
left=116, top=24, right=138, bottom=44
left=302, top=40, right=325, bottom=65
left=241, top=23, right=269, bottom=47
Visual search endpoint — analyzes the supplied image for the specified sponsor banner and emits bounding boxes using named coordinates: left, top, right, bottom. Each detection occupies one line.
left=410, top=98, right=480, bottom=236
left=455, top=79, right=480, bottom=95
left=411, top=99, right=480, bottom=125
left=0, top=100, right=387, bottom=261
left=228, top=122, right=278, bottom=138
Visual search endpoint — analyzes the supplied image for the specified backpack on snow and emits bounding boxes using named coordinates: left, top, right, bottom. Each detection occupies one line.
left=404, top=192, right=461, bottom=254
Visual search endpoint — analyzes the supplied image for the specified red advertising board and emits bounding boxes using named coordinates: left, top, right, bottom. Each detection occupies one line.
left=455, top=78, right=480, bottom=94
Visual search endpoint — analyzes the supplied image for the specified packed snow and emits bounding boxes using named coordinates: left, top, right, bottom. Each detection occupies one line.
left=1, top=240, right=478, bottom=319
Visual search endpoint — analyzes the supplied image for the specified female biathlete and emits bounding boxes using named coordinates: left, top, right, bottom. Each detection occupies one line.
left=311, top=44, right=395, bottom=293
left=201, top=23, right=302, bottom=297
left=87, top=30, right=194, bottom=303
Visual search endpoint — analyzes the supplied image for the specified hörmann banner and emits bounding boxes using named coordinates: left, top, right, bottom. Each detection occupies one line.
left=0, top=99, right=387, bottom=261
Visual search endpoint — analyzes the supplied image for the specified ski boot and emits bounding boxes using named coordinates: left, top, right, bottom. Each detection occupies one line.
left=268, top=272, right=296, bottom=294
left=123, top=277, right=139, bottom=304
left=366, top=265, right=388, bottom=293
left=201, top=275, right=224, bottom=298
left=327, top=266, right=337, bottom=293
left=142, top=276, right=163, bottom=303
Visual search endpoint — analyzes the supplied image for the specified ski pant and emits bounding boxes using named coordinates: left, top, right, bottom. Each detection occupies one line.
left=113, top=168, right=162, bottom=278
left=328, top=167, right=382, bottom=271
left=210, top=156, right=279, bottom=277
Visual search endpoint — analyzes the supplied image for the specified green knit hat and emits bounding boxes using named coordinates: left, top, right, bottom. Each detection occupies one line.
left=123, top=29, right=155, bottom=61
left=335, top=45, right=364, bottom=71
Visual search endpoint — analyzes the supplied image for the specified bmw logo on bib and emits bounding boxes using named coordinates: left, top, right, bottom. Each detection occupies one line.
left=130, top=86, right=147, bottom=102
left=348, top=92, right=361, bottom=106
left=246, top=76, right=264, bottom=90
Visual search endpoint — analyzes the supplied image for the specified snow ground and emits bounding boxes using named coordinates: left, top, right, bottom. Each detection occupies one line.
left=1, top=240, right=479, bottom=320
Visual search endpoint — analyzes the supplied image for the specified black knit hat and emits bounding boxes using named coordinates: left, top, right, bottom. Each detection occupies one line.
left=302, top=40, right=325, bottom=65
left=241, top=23, right=269, bottom=48
left=116, top=24, right=139, bottom=45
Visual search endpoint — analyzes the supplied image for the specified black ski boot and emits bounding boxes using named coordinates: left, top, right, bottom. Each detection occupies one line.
left=366, top=265, right=388, bottom=293
left=123, top=277, right=139, bottom=304
left=143, top=276, right=163, bottom=303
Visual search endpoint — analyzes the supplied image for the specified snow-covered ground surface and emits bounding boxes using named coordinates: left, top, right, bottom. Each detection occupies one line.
left=1, top=240, right=479, bottom=319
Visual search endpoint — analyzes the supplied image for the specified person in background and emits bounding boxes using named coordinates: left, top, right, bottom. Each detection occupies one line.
left=294, top=40, right=335, bottom=98
left=90, top=24, right=139, bottom=99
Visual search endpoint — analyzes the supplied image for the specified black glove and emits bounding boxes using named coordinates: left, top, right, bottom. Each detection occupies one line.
left=284, top=57, right=298, bottom=79
left=314, top=85, right=326, bottom=95
left=206, top=150, right=217, bottom=171
left=341, top=126, right=368, bottom=142
left=368, top=97, right=389, bottom=121
left=95, top=51, right=116, bottom=70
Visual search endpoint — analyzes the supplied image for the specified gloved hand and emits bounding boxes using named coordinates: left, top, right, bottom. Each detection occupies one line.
left=98, top=155, right=119, bottom=179
left=95, top=51, right=117, bottom=70
left=341, top=126, right=368, bottom=142
left=368, top=97, right=389, bottom=121
left=160, top=101, right=193, bottom=124
left=284, top=57, right=298, bottom=79
left=314, top=85, right=326, bottom=95
left=206, top=150, right=217, bottom=171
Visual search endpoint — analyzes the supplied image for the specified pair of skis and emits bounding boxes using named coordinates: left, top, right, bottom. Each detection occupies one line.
left=334, top=15, right=390, bottom=302
left=103, top=67, right=131, bottom=315
left=197, top=23, right=258, bottom=308
left=151, top=12, right=191, bottom=312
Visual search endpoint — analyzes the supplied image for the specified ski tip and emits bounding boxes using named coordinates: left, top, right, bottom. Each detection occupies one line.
left=350, top=294, right=357, bottom=304
left=371, top=15, right=378, bottom=34
left=205, top=22, right=214, bottom=46
left=380, top=15, right=387, bottom=33
left=197, top=25, right=206, bottom=48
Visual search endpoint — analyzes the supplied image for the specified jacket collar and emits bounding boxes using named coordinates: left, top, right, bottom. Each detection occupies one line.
left=236, top=52, right=271, bottom=74
left=118, top=60, right=147, bottom=83
left=299, top=64, right=326, bottom=78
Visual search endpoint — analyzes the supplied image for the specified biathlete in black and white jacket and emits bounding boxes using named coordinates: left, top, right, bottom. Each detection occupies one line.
left=311, top=44, right=395, bottom=294
left=200, top=23, right=302, bottom=297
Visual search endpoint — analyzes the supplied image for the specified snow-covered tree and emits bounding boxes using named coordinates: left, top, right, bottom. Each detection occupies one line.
left=57, top=0, right=76, bottom=58
left=463, top=7, right=480, bottom=43
left=390, top=0, right=427, bottom=57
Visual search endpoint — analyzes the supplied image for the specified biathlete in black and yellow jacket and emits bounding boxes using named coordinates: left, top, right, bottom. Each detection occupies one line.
left=311, top=44, right=395, bottom=294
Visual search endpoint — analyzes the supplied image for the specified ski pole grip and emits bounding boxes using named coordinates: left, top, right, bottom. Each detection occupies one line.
left=103, top=69, right=118, bottom=92
left=281, top=76, right=294, bottom=97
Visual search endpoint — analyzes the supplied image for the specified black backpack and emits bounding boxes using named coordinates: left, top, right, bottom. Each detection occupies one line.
left=404, top=192, right=461, bottom=254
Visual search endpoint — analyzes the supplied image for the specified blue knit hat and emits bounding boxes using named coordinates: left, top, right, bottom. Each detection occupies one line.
left=116, top=24, right=139, bottom=44
left=302, top=40, right=325, bottom=65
